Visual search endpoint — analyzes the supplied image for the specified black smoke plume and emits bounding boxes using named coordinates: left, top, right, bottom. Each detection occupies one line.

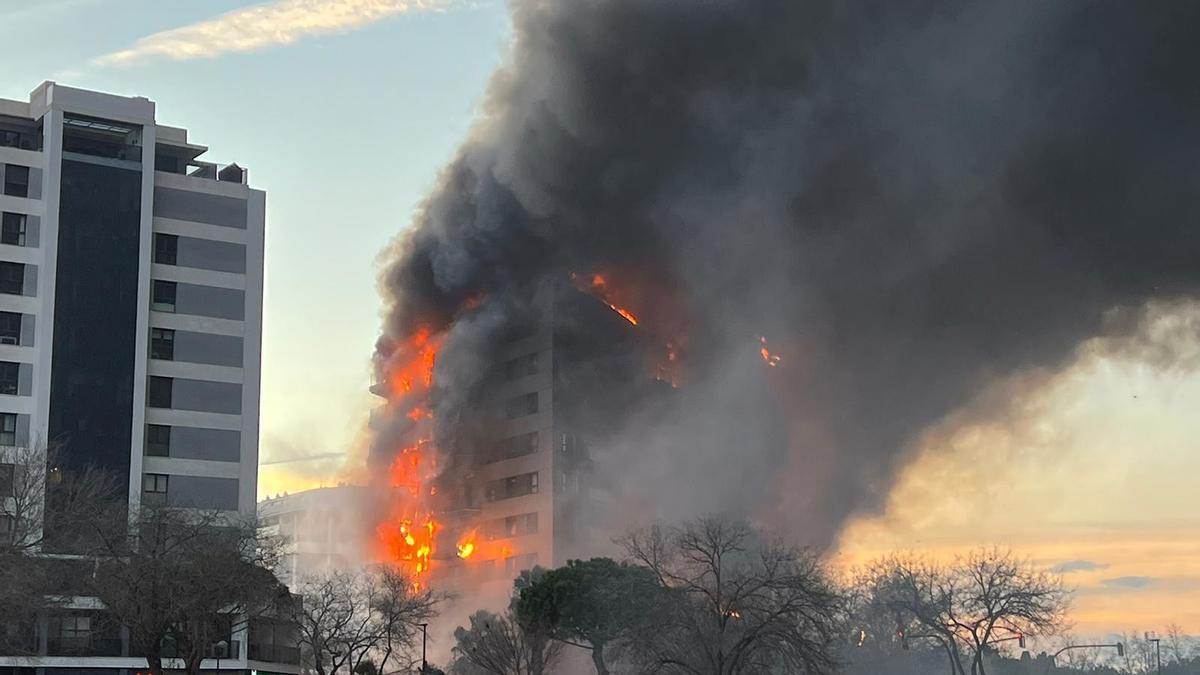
left=375, top=0, right=1200, bottom=545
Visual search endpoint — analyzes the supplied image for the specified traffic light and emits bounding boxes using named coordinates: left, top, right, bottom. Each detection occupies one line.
left=1017, top=634, right=1026, bottom=649
left=1117, top=642, right=1125, bottom=657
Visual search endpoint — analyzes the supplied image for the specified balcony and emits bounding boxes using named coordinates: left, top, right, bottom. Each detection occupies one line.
left=160, top=638, right=240, bottom=659
left=156, top=154, right=248, bottom=185
left=0, top=128, right=40, bottom=151
left=248, top=643, right=301, bottom=664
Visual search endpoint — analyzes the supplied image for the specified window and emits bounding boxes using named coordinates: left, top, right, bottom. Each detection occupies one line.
left=154, top=233, right=178, bottom=265
left=504, top=392, right=538, bottom=419
left=59, top=615, right=91, bottom=640
left=150, top=328, right=175, bottom=360
left=0, top=262, right=23, bottom=295
left=3, top=165, right=29, bottom=198
left=485, top=472, right=539, bottom=502
left=487, top=512, right=538, bottom=540
left=146, top=424, right=170, bottom=457
left=504, top=353, right=538, bottom=380
left=0, top=515, right=11, bottom=542
left=504, top=553, right=538, bottom=575
left=486, top=431, right=539, bottom=464
left=147, top=376, right=173, bottom=408
left=151, top=280, right=176, bottom=312
left=0, top=361, right=18, bottom=395
left=0, top=414, right=15, bottom=446
left=0, top=312, right=21, bottom=345
left=1, top=213, right=26, bottom=246
left=0, top=462, right=13, bottom=496
left=143, top=473, right=169, bottom=502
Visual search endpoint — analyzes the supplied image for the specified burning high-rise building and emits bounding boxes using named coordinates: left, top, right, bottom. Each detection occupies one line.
left=366, top=279, right=674, bottom=594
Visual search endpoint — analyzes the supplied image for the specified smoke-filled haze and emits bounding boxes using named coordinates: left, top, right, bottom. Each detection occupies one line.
left=374, top=0, right=1200, bottom=545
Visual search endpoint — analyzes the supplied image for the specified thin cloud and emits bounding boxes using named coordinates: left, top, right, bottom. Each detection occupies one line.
left=1100, top=576, right=1155, bottom=590
left=1053, top=560, right=1109, bottom=574
left=95, top=0, right=446, bottom=66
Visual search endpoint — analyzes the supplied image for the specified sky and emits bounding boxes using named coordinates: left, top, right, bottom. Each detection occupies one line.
left=2, top=0, right=1197, bottom=636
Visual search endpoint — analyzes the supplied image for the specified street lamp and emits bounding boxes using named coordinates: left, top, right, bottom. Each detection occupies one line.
left=215, top=639, right=228, bottom=674
left=1145, top=632, right=1162, bottom=675
left=419, top=623, right=428, bottom=673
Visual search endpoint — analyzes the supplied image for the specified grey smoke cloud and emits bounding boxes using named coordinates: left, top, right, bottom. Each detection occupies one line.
left=375, top=0, right=1200, bottom=546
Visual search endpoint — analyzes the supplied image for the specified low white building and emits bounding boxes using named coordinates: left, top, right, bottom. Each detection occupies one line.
left=259, top=485, right=372, bottom=591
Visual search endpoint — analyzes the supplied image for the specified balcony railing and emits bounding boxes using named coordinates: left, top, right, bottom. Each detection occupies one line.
left=160, top=639, right=240, bottom=660
left=47, top=637, right=125, bottom=657
left=248, top=643, right=301, bottom=665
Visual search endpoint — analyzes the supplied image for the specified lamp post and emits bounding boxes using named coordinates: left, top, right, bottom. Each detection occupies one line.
left=419, top=623, right=428, bottom=673
left=1145, top=632, right=1162, bottom=675
left=215, top=639, right=228, bottom=674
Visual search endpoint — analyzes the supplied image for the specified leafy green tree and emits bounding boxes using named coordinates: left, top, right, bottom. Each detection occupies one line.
left=514, top=557, right=664, bottom=675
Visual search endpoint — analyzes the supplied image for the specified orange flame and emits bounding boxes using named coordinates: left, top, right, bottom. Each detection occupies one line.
left=572, top=272, right=640, bottom=326
left=375, top=328, right=446, bottom=584
left=456, top=529, right=478, bottom=559
left=759, top=336, right=781, bottom=367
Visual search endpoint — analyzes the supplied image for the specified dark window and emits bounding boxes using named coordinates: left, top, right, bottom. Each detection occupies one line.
left=485, top=471, right=539, bottom=502
left=486, top=431, right=539, bottom=464
left=0, top=514, right=11, bottom=541
left=0, top=361, right=19, bottom=395
left=146, top=424, right=170, bottom=457
left=0, top=462, right=13, bottom=496
left=150, top=328, right=174, bottom=360
left=504, top=392, right=538, bottom=419
left=504, top=353, right=538, bottom=380
left=142, top=473, right=168, bottom=505
left=151, top=281, right=176, bottom=312
left=1, top=212, right=26, bottom=246
left=3, top=165, right=29, bottom=198
left=0, top=312, right=21, bottom=345
left=0, top=413, right=17, bottom=446
left=0, top=262, right=24, bottom=295
left=154, top=234, right=177, bottom=265
left=147, top=376, right=173, bottom=408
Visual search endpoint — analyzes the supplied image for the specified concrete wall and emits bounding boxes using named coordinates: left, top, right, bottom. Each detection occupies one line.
left=175, top=282, right=244, bottom=320
left=170, top=377, right=242, bottom=415
left=153, top=187, right=247, bottom=228
left=169, top=474, right=239, bottom=510
left=168, top=426, right=241, bottom=462
left=173, top=330, right=243, bottom=367
left=176, top=235, right=245, bottom=274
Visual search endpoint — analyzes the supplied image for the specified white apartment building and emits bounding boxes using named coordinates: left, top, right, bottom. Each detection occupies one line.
left=258, top=485, right=372, bottom=591
left=0, top=82, right=288, bottom=674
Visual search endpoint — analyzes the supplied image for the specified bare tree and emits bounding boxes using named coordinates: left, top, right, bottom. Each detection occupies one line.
left=619, top=516, right=844, bottom=675
left=1165, top=623, right=1190, bottom=665
left=371, top=565, right=442, bottom=674
left=450, top=609, right=561, bottom=675
left=291, top=567, right=443, bottom=675
left=0, top=445, right=120, bottom=654
left=859, top=549, right=1070, bottom=675
left=81, top=502, right=289, bottom=675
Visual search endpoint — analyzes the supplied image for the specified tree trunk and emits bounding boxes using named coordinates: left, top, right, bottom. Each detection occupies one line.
left=146, top=651, right=165, bottom=675
left=590, top=642, right=609, bottom=675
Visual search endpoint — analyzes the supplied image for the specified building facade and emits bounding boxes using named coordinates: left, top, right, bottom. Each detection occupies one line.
left=0, top=82, right=283, bottom=674
left=258, top=485, right=371, bottom=591
left=422, top=291, right=657, bottom=598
